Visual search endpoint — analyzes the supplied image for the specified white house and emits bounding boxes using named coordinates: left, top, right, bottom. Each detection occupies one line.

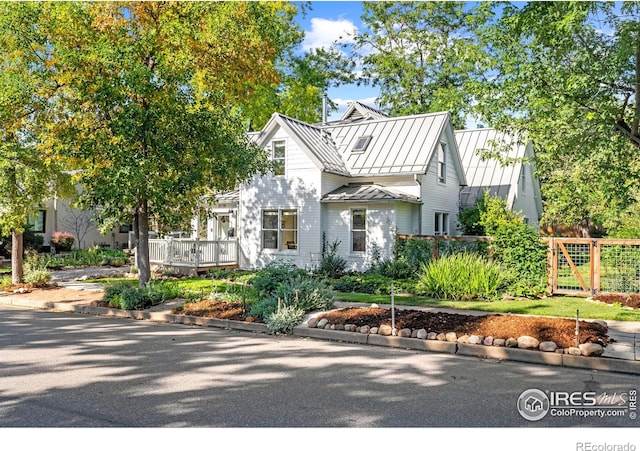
left=210, top=102, right=467, bottom=271
left=455, top=128, right=543, bottom=228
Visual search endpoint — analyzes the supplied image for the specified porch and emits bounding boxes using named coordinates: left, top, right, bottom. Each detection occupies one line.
left=148, top=238, right=238, bottom=270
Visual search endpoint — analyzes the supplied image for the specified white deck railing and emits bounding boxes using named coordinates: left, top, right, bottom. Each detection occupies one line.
left=149, top=238, right=238, bottom=267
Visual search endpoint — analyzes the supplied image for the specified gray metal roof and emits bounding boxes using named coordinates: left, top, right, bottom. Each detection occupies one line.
left=321, top=184, right=421, bottom=204
left=338, top=101, right=390, bottom=122
left=215, top=190, right=239, bottom=203
left=455, top=128, right=525, bottom=208
left=322, top=111, right=450, bottom=176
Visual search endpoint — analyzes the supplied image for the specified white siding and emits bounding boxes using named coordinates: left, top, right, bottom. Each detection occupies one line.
left=512, top=161, right=540, bottom=229
left=239, top=128, right=323, bottom=269
left=420, top=133, right=462, bottom=235
left=324, top=202, right=398, bottom=271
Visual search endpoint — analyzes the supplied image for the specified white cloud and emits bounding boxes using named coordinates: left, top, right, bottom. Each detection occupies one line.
left=302, top=17, right=358, bottom=51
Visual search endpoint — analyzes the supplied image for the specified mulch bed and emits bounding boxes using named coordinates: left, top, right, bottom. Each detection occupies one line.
left=591, top=293, right=640, bottom=309
left=172, top=299, right=263, bottom=323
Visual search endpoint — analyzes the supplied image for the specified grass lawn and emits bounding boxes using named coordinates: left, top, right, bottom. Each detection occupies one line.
left=0, top=266, right=11, bottom=275
left=336, top=292, right=640, bottom=322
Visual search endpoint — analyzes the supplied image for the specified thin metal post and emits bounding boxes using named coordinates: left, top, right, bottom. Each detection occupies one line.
left=391, top=281, right=395, bottom=331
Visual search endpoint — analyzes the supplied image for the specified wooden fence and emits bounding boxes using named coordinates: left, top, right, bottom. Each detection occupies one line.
left=398, top=235, right=640, bottom=296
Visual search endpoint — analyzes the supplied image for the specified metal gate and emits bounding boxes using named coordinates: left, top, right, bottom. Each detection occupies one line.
left=546, top=238, right=640, bottom=295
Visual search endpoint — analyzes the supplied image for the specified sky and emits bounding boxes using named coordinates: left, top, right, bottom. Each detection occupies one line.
left=293, top=1, right=376, bottom=120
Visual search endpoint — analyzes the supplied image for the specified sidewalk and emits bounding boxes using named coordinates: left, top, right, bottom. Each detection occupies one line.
left=1, top=282, right=639, bottom=375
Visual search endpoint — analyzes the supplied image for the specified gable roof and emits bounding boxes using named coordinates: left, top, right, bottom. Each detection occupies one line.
left=321, top=183, right=421, bottom=204
left=338, top=101, right=390, bottom=123
left=455, top=128, right=541, bottom=212
left=322, top=111, right=454, bottom=176
left=256, top=113, right=350, bottom=176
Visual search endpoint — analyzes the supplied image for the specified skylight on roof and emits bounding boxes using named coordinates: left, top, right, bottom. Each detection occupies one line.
left=352, top=135, right=372, bottom=153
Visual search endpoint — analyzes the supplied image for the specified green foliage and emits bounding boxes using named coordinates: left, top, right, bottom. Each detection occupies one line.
left=0, top=276, right=12, bottom=291
left=51, top=232, right=75, bottom=252
left=247, top=297, right=279, bottom=320
left=273, top=275, right=335, bottom=312
left=0, top=224, right=44, bottom=257
left=479, top=192, right=548, bottom=297
left=317, top=235, right=346, bottom=279
left=23, top=269, right=52, bottom=288
left=251, top=261, right=307, bottom=299
left=369, top=257, right=415, bottom=280
left=415, top=253, right=512, bottom=301
left=47, top=247, right=129, bottom=268
left=265, top=304, right=305, bottom=334
left=394, top=237, right=433, bottom=268
left=333, top=274, right=392, bottom=295
left=103, top=280, right=182, bottom=310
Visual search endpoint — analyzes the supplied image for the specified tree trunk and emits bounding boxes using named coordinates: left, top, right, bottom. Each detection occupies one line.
left=137, top=198, right=151, bottom=288
left=11, top=231, right=24, bottom=285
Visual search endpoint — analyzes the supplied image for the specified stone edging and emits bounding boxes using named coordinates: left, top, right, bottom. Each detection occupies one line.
left=2, top=297, right=638, bottom=376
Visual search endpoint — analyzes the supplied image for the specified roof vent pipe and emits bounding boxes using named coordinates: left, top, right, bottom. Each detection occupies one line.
left=322, top=92, right=328, bottom=125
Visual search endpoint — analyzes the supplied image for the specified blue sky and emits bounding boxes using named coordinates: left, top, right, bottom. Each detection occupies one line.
left=293, top=1, right=376, bottom=120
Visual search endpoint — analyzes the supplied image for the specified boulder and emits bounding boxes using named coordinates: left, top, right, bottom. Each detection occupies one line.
left=370, top=327, right=379, bottom=335
left=457, top=335, right=470, bottom=344
left=378, top=324, right=393, bottom=336
left=469, top=335, right=483, bottom=345
left=493, top=338, right=506, bottom=347
left=427, top=332, right=438, bottom=340
left=316, top=318, right=328, bottom=329
left=436, top=333, right=446, bottom=341
left=360, top=325, right=370, bottom=334
left=579, top=343, right=604, bottom=357
left=417, top=329, right=428, bottom=340
left=445, top=332, right=458, bottom=342
left=483, top=336, right=494, bottom=346
left=539, top=341, right=558, bottom=353
left=307, top=318, right=318, bottom=328
left=518, top=336, right=540, bottom=349
left=505, top=338, right=518, bottom=348
left=399, top=328, right=412, bottom=337
left=566, top=347, right=582, bottom=356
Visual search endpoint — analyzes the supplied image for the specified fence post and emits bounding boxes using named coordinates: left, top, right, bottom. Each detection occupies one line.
left=431, top=236, right=439, bottom=261
left=195, top=237, right=200, bottom=269
left=547, top=238, right=555, bottom=295
left=166, top=238, right=173, bottom=265
left=592, top=239, right=600, bottom=295
left=215, top=240, right=220, bottom=267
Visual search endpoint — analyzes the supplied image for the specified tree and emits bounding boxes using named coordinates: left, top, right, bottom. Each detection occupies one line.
left=0, top=2, right=70, bottom=284
left=59, top=199, right=96, bottom=250
left=350, top=1, right=490, bottom=128
left=472, top=2, right=640, bottom=235
left=41, top=2, right=301, bottom=287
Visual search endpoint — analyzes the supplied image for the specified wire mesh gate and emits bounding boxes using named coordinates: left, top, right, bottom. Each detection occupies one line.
left=546, top=238, right=640, bottom=295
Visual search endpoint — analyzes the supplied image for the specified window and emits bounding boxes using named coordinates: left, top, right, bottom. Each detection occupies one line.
left=351, top=209, right=366, bottom=252
left=434, top=212, right=449, bottom=236
left=262, top=209, right=298, bottom=251
left=437, top=142, right=447, bottom=184
left=352, top=135, right=372, bottom=153
left=29, top=210, right=46, bottom=233
left=272, top=140, right=286, bottom=176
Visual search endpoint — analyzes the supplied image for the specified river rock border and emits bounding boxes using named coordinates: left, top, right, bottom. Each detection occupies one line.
left=305, top=317, right=605, bottom=357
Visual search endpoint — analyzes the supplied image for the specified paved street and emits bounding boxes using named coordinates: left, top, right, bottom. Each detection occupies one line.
left=1, top=305, right=639, bottom=430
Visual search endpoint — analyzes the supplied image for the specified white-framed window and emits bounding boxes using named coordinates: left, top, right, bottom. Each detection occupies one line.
left=434, top=212, right=449, bottom=236
left=272, top=140, right=286, bottom=176
left=437, top=142, right=447, bottom=184
left=351, top=208, right=366, bottom=252
left=261, top=209, right=298, bottom=251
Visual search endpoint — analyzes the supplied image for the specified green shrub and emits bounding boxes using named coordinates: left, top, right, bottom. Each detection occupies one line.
left=265, top=305, right=305, bottom=334
left=0, top=276, right=12, bottom=291
left=273, top=275, right=335, bottom=311
left=415, top=253, right=512, bottom=301
left=369, top=257, right=415, bottom=279
left=103, top=280, right=179, bottom=310
left=23, top=269, right=52, bottom=287
left=394, top=237, right=433, bottom=268
left=316, top=235, right=347, bottom=279
left=248, top=297, right=279, bottom=319
left=333, top=274, right=392, bottom=294
left=51, top=231, right=75, bottom=252
left=251, top=261, right=307, bottom=298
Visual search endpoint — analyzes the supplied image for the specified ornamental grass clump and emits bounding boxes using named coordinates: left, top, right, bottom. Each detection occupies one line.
left=415, top=252, right=512, bottom=301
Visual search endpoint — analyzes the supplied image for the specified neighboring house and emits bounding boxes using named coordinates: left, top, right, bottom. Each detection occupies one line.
left=456, top=128, right=543, bottom=228
left=31, top=196, right=131, bottom=250
left=209, top=102, right=467, bottom=271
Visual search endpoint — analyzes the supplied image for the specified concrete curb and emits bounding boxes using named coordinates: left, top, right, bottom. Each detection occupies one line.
left=2, top=296, right=639, bottom=375
left=292, top=325, right=640, bottom=376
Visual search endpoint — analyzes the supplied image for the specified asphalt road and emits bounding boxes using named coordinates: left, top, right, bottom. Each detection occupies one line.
left=1, top=305, right=639, bottom=433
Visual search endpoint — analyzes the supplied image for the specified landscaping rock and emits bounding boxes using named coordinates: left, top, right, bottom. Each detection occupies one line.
left=592, top=320, right=608, bottom=332
left=436, top=333, right=446, bottom=341
left=427, top=332, right=438, bottom=340
left=411, top=329, right=418, bottom=338
left=355, top=326, right=360, bottom=333
left=316, top=318, right=328, bottom=329
left=483, top=336, right=494, bottom=346
left=334, top=324, right=344, bottom=331
left=378, top=324, right=393, bottom=336
left=493, top=338, right=506, bottom=347
left=518, top=336, right=540, bottom=349
left=505, top=338, right=518, bottom=348
left=370, top=327, right=379, bottom=335
left=399, top=328, right=412, bottom=337
left=469, top=335, right=483, bottom=345
left=417, top=329, right=428, bottom=340
left=457, top=335, right=470, bottom=344
left=445, top=332, right=458, bottom=342
left=567, top=347, right=582, bottom=356
left=539, top=341, right=558, bottom=352
left=579, top=343, right=604, bottom=357
left=360, top=325, right=370, bottom=334
left=307, top=318, right=318, bottom=328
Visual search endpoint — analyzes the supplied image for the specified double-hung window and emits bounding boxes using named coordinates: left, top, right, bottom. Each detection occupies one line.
left=437, top=142, right=447, bottom=184
left=262, top=209, right=298, bottom=251
left=29, top=210, right=46, bottom=233
left=434, top=212, right=449, bottom=236
left=272, top=140, right=286, bottom=176
left=351, top=209, right=366, bottom=252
